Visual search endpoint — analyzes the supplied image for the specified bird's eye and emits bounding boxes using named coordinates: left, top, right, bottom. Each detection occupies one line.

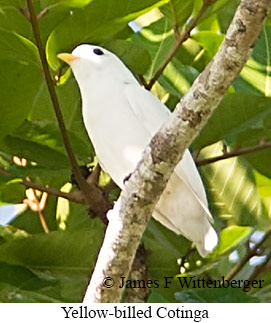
left=93, top=48, right=104, bottom=56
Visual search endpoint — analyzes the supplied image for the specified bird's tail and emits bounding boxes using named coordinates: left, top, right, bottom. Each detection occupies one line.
left=195, top=226, right=218, bottom=258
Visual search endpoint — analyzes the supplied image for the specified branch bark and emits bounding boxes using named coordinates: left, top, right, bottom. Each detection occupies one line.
left=83, top=0, right=271, bottom=303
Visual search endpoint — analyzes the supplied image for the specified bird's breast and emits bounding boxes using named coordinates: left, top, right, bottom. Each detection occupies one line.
left=81, top=88, right=151, bottom=188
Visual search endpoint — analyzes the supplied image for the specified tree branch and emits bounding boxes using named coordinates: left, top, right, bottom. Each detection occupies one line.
left=83, top=0, right=271, bottom=303
left=26, top=0, right=103, bottom=210
left=124, top=244, right=150, bottom=303
left=146, top=0, right=216, bottom=90
left=225, top=228, right=271, bottom=281
left=196, top=140, right=271, bottom=167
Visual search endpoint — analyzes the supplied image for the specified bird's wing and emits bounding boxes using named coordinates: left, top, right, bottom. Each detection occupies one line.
left=125, top=84, right=171, bottom=133
left=125, top=84, right=213, bottom=222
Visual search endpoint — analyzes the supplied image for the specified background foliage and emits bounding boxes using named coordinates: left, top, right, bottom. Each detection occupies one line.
left=0, top=0, right=270, bottom=302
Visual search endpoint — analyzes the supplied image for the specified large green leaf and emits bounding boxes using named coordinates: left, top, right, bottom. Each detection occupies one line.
left=199, top=142, right=265, bottom=228
left=234, top=26, right=271, bottom=96
left=0, top=225, right=29, bottom=243
left=0, top=224, right=104, bottom=302
left=46, top=0, right=169, bottom=70
left=133, top=17, right=175, bottom=80
left=2, top=135, right=69, bottom=169
left=197, top=0, right=239, bottom=31
left=0, top=61, right=43, bottom=139
left=0, top=29, right=39, bottom=65
left=235, top=129, right=271, bottom=179
left=105, top=39, right=151, bottom=75
left=7, top=120, right=93, bottom=166
left=191, top=31, right=224, bottom=57
left=255, top=172, right=271, bottom=223
left=143, top=219, right=190, bottom=302
left=30, top=77, right=93, bottom=151
left=0, top=0, right=25, bottom=7
left=194, top=94, right=271, bottom=149
left=0, top=7, right=32, bottom=40
left=132, top=17, right=201, bottom=98
left=215, top=0, right=239, bottom=33
left=0, top=0, right=92, bottom=9
left=0, top=282, right=61, bottom=302
left=175, top=287, right=259, bottom=303
left=211, top=226, right=252, bottom=258
left=160, top=0, right=194, bottom=28
left=0, top=181, right=25, bottom=204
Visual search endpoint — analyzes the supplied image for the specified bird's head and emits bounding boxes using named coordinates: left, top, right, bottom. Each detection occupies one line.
left=57, top=44, right=133, bottom=86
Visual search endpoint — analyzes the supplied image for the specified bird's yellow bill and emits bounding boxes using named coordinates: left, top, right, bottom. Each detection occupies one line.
left=57, top=53, right=78, bottom=65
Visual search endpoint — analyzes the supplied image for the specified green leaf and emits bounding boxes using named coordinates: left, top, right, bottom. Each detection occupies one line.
left=143, top=219, right=190, bottom=302
left=2, top=136, right=69, bottom=169
left=175, top=287, right=259, bottom=303
left=147, top=290, right=169, bottom=303
left=0, top=181, right=25, bottom=204
left=133, top=17, right=199, bottom=96
left=105, top=39, right=151, bottom=75
left=211, top=226, right=252, bottom=258
left=40, top=0, right=93, bottom=8
left=133, top=17, right=175, bottom=80
left=236, top=129, right=271, bottom=179
left=199, top=142, right=264, bottom=228
left=160, top=0, right=194, bottom=28
left=191, top=31, right=224, bottom=57
left=0, top=0, right=24, bottom=7
left=0, top=29, right=39, bottom=66
left=0, top=0, right=92, bottom=9
left=0, top=225, right=104, bottom=302
left=197, top=0, right=239, bottom=31
left=30, top=78, right=93, bottom=153
left=0, top=282, right=61, bottom=302
left=234, top=26, right=271, bottom=96
left=0, top=225, right=29, bottom=243
left=193, top=94, right=271, bottom=149
left=0, top=7, right=33, bottom=40
left=256, top=171, right=271, bottom=194
left=0, top=263, right=59, bottom=302
left=250, top=270, right=271, bottom=302
left=160, top=58, right=199, bottom=97
left=46, top=0, right=169, bottom=70
left=7, top=120, right=93, bottom=166
left=0, top=61, right=43, bottom=139
left=215, top=0, right=239, bottom=33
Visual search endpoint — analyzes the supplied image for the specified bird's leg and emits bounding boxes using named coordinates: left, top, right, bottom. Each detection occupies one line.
left=123, top=172, right=132, bottom=184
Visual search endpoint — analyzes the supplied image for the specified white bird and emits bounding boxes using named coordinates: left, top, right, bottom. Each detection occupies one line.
left=58, top=44, right=218, bottom=257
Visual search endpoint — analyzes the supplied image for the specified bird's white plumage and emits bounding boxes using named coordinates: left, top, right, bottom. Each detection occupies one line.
left=66, top=44, right=218, bottom=257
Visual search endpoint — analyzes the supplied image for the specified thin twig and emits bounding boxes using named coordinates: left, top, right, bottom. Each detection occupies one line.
left=196, top=141, right=271, bottom=167
left=30, top=190, right=50, bottom=233
left=0, top=166, right=86, bottom=204
left=87, top=164, right=101, bottom=186
left=138, top=74, right=148, bottom=88
left=26, top=0, right=94, bottom=207
left=225, top=228, right=271, bottom=281
left=146, top=0, right=215, bottom=90
left=248, top=251, right=271, bottom=281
